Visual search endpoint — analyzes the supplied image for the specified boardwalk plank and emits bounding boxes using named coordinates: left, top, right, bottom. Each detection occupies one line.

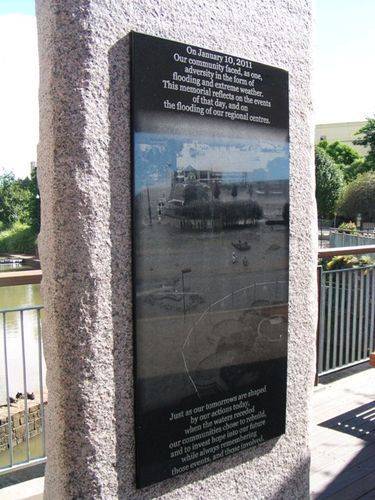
left=310, top=366, right=375, bottom=499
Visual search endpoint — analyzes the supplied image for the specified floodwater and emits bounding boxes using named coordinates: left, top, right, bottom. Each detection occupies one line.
left=0, top=263, right=45, bottom=469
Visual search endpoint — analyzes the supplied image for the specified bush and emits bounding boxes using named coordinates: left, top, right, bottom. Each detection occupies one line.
left=0, top=222, right=37, bottom=254
left=323, top=255, right=373, bottom=271
left=337, top=171, right=375, bottom=221
left=337, top=221, right=357, bottom=234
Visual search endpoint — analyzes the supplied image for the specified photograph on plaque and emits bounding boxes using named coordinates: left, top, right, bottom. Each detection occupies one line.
left=131, top=32, right=289, bottom=488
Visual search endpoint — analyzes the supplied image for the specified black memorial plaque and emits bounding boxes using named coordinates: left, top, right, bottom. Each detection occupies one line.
left=131, top=32, right=289, bottom=488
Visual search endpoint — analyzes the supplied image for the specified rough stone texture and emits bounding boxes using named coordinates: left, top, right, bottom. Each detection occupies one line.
left=36, top=0, right=316, bottom=498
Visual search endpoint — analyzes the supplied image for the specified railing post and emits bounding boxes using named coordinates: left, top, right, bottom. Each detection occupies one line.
left=315, top=265, right=323, bottom=386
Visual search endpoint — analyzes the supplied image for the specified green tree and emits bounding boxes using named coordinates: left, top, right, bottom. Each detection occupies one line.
left=0, top=173, right=18, bottom=227
left=0, top=172, right=34, bottom=228
left=337, top=171, right=375, bottom=222
left=353, top=118, right=375, bottom=173
left=315, top=147, right=344, bottom=218
left=317, top=139, right=364, bottom=182
left=354, top=118, right=375, bottom=158
left=318, top=140, right=360, bottom=165
left=341, top=158, right=367, bottom=182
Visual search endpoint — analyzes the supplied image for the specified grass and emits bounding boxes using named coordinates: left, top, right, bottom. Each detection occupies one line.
left=0, top=222, right=37, bottom=254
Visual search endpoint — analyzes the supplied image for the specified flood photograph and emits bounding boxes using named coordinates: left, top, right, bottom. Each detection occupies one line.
left=134, top=131, right=289, bottom=413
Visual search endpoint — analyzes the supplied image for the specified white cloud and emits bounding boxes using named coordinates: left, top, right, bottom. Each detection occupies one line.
left=0, top=14, right=38, bottom=178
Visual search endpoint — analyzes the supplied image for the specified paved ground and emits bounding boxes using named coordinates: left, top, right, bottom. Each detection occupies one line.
left=310, top=363, right=375, bottom=499
left=0, top=476, right=43, bottom=499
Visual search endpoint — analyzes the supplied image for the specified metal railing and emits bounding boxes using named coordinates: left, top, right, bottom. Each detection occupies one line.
left=0, top=305, right=46, bottom=475
left=317, top=246, right=375, bottom=378
left=329, top=229, right=375, bottom=250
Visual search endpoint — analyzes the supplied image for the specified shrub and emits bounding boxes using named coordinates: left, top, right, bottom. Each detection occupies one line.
left=337, top=221, right=358, bottom=234
left=337, top=171, right=375, bottom=221
left=0, top=223, right=37, bottom=254
left=325, top=255, right=373, bottom=271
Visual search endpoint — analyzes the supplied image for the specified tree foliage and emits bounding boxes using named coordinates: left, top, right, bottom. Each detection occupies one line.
left=318, top=140, right=360, bottom=165
left=339, top=158, right=368, bottom=183
left=174, top=200, right=263, bottom=229
left=0, top=170, right=40, bottom=254
left=0, top=172, right=36, bottom=228
left=353, top=117, right=375, bottom=173
left=317, top=139, right=366, bottom=182
left=315, top=147, right=344, bottom=218
left=184, top=183, right=209, bottom=205
left=337, top=171, right=375, bottom=222
left=282, top=202, right=289, bottom=223
left=213, top=181, right=221, bottom=199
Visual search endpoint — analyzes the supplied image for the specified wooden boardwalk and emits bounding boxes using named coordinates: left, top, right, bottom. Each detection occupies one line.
left=310, top=364, right=375, bottom=499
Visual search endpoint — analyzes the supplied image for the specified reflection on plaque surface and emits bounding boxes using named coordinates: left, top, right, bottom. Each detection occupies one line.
left=131, top=32, right=289, bottom=488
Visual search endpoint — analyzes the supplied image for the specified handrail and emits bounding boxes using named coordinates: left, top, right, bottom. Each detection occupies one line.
left=318, top=245, right=375, bottom=259
left=0, top=269, right=42, bottom=287
left=0, top=304, right=43, bottom=313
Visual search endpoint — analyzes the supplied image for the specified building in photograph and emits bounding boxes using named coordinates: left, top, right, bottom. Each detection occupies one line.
left=175, top=165, right=223, bottom=184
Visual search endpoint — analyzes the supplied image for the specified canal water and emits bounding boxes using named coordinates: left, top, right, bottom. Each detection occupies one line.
left=0, top=263, right=45, bottom=468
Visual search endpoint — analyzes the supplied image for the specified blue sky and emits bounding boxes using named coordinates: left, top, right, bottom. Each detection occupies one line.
left=0, top=1, right=34, bottom=15
left=0, top=0, right=374, bottom=177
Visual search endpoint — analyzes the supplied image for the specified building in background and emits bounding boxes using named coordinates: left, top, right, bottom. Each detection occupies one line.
left=315, top=121, right=367, bottom=155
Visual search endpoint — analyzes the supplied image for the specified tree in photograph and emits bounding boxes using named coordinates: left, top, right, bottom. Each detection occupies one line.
left=337, top=171, right=375, bottom=222
left=184, top=183, right=208, bottom=205
left=231, top=184, right=238, bottom=199
left=315, top=147, right=344, bottom=218
left=282, top=202, right=289, bottom=223
left=213, top=181, right=221, bottom=199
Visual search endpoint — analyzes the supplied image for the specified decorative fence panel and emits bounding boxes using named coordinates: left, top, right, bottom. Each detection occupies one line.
left=318, top=266, right=375, bottom=376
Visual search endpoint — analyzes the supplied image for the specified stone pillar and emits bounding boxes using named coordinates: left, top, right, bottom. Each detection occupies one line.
left=36, top=0, right=316, bottom=498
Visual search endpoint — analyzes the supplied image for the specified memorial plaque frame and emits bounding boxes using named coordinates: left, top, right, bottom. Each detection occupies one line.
left=131, top=32, right=289, bottom=488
